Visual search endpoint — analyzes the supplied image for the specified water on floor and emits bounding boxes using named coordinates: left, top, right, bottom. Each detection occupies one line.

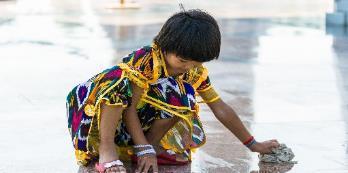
left=1, top=0, right=347, bottom=172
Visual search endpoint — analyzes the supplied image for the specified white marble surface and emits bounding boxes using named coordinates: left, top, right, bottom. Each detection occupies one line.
left=2, top=0, right=348, bottom=172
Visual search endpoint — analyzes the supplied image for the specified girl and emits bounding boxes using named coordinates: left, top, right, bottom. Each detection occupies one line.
left=66, top=9, right=279, bottom=173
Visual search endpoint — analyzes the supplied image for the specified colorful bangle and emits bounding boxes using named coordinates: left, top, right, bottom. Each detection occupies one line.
left=243, top=136, right=254, bottom=145
left=245, top=138, right=257, bottom=148
left=243, top=136, right=257, bottom=148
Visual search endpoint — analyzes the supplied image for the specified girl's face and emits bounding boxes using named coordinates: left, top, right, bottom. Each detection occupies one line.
left=164, top=52, right=203, bottom=76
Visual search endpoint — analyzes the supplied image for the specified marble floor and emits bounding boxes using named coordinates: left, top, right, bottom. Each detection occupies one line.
left=1, top=0, right=347, bottom=172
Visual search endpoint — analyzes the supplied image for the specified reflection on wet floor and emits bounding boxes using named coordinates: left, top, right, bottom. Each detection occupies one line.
left=1, top=0, right=348, bottom=172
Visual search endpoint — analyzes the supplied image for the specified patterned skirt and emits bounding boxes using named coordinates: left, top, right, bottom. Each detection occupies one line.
left=66, top=66, right=206, bottom=166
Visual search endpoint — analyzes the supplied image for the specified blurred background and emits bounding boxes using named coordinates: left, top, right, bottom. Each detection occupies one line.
left=1, top=0, right=348, bottom=172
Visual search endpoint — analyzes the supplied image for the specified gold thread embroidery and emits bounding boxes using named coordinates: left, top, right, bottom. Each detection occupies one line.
left=84, top=104, right=95, bottom=117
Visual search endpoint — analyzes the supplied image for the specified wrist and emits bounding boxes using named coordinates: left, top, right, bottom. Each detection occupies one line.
left=248, top=141, right=260, bottom=152
left=133, top=144, right=157, bottom=157
left=242, top=136, right=258, bottom=151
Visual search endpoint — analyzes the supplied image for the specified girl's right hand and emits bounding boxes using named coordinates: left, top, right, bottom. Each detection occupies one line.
left=136, top=155, right=158, bottom=173
left=250, top=139, right=280, bottom=154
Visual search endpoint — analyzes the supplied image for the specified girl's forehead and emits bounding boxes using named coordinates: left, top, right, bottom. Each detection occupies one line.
left=170, top=53, right=203, bottom=64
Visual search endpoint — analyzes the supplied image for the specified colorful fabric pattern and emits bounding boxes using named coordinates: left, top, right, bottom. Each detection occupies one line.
left=66, top=43, right=219, bottom=165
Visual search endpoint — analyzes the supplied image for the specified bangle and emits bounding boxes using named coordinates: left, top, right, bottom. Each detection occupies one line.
left=133, top=144, right=153, bottom=149
left=136, top=148, right=156, bottom=157
left=133, top=144, right=156, bottom=157
left=243, top=136, right=257, bottom=148
left=243, top=136, right=254, bottom=145
left=245, top=138, right=257, bottom=148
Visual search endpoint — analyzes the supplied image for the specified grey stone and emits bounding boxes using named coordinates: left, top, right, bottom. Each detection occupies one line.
left=258, top=144, right=297, bottom=164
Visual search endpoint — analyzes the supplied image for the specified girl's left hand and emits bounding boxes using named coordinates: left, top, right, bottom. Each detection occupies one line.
left=249, top=139, right=280, bottom=154
left=136, top=154, right=158, bottom=173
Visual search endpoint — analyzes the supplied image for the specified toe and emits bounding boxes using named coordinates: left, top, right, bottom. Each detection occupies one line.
left=119, top=166, right=127, bottom=173
left=105, top=167, right=117, bottom=173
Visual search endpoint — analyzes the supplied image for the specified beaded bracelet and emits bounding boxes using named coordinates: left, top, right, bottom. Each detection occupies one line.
left=243, top=136, right=257, bottom=148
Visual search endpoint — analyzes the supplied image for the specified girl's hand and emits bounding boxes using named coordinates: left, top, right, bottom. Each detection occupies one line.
left=136, top=155, right=158, bottom=173
left=249, top=139, right=280, bottom=154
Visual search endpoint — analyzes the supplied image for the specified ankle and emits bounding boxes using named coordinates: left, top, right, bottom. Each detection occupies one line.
left=100, top=139, right=115, bottom=146
left=99, top=142, right=116, bottom=153
left=98, top=146, right=119, bottom=163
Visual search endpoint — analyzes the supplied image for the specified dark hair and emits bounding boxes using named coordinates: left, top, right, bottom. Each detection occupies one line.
left=154, top=9, right=221, bottom=62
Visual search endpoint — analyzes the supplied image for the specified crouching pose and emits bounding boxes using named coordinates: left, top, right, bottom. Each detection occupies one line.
left=66, top=9, right=279, bottom=173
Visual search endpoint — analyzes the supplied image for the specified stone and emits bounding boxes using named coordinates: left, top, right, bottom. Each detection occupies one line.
left=258, top=144, right=297, bottom=164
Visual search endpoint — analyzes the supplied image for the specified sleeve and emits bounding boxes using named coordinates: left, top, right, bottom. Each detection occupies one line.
left=119, top=46, right=153, bottom=89
left=101, top=77, right=132, bottom=107
left=122, top=46, right=151, bottom=73
left=196, top=76, right=220, bottom=103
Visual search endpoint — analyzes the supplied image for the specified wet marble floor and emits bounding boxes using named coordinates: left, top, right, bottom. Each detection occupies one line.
left=1, top=0, right=347, bottom=172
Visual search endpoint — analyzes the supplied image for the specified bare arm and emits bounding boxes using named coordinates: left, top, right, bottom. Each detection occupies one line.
left=206, top=98, right=279, bottom=153
left=123, top=83, right=158, bottom=173
left=123, top=82, right=148, bottom=144
left=206, top=98, right=252, bottom=143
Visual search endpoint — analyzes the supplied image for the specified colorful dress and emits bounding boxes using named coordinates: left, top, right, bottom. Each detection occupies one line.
left=66, top=43, right=220, bottom=166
